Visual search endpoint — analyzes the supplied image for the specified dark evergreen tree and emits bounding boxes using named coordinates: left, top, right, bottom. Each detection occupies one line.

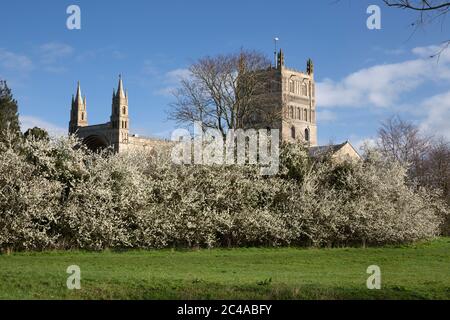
left=0, top=80, right=21, bottom=145
left=24, top=127, right=49, bottom=141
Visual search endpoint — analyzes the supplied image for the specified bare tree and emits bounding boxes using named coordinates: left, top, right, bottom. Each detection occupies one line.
left=425, top=137, right=450, bottom=234
left=377, top=116, right=432, bottom=183
left=377, top=115, right=450, bottom=198
left=426, top=137, right=450, bottom=201
left=383, top=0, right=450, bottom=12
left=378, top=116, right=430, bottom=163
left=382, top=1, right=450, bottom=54
left=168, top=49, right=281, bottom=137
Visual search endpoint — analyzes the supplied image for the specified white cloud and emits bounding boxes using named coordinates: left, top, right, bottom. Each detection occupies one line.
left=317, top=45, right=450, bottom=108
left=76, top=47, right=126, bottom=63
left=419, top=90, right=450, bottom=139
left=383, top=48, right=406, bottom=56
left=42, top=66, right=68, bottom=74
left=39, top=42, right=74, bottom=65
left=0, top=48, right=33, bottom=73
left=372, top=46, right=407, bottom=56
left=165, top=68, right=191, bottom=82
left=155, top=86, right=177, bottom=96
left=346, top=90, right=450, bottom=151
left=20, top=115, right=66, bottom=137
left=316, top=110, right=337, bottom=122
left=412, top=45, right=450, bottom=62
left=155, top=68, right=191, bottom=96
left=36, top=43, right=74, bottom=74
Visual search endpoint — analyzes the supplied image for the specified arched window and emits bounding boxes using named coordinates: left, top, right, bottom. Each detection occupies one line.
left=305, top=128, right=310, bottom=142
left=123, top=106, right=126, bottom=115
left=291, top=127, right=296, bottom=139
left=304, top=109, right=308, bottom=122
left=81, top=112, right=84, bottom=120
left=297, top=107, right=301, bottom=120
left=289, top=106, right=294, bottom=118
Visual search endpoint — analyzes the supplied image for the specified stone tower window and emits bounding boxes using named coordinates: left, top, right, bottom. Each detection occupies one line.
left=304, top=109, right=308, bottom=122
left=305, top=128, right=310, bottom=142
left=123, top=106, right=126, bottom=115
left=291, top=127, right=296, bottom=139
left=302, top=83, right=307, bottom=96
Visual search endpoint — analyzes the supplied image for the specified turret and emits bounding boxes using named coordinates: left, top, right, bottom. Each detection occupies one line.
left=277, top=49, right=285, bottom=69
left=69, top=81, right=88, bottom=134
left=307, top=58, right=314, bottom=76
left=110, top=75, right=129, bottom=151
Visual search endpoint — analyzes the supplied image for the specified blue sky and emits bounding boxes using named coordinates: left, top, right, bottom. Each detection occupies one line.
left=1, top=0, right=449, bottom=149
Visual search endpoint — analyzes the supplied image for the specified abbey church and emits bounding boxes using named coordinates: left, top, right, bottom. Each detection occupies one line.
left=69, top=76, right=166, bottom=152
left=68, top=50, right=360, bottom=161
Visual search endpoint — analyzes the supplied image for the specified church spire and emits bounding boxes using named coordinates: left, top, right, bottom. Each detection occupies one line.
left=75, top=81, right=82, bottom=104
left=116, top=74, right=125, bottom=98
left=69, top=81, right=88, bottom=134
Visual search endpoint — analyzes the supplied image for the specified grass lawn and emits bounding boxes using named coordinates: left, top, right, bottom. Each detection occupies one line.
left=0, top=238, right=449, bottom=300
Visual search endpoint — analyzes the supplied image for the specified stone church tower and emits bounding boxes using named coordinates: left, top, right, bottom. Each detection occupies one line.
left=246, top=49, right=318, bottom=146
left=277, top=49, right=317, bottom=146
left=68, top=76, right=166, bottom=153
left=110, top=75, right=129, bottom=152
left=69, top=82, right=88, bottom=134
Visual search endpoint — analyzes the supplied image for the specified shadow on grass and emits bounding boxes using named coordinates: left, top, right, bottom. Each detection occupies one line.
left=64, top=280, right=447, bottom=300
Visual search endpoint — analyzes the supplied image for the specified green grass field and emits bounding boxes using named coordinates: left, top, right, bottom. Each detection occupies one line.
left=0, top=238, right=449, bottom=300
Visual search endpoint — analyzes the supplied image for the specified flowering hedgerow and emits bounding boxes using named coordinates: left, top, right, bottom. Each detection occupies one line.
left=0, top=135, right=446, bottom=251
